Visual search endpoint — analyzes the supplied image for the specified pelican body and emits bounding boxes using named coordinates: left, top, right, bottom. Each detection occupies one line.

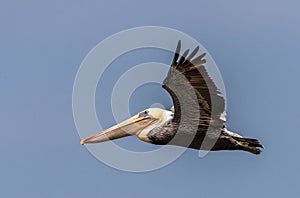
left=80, top=41, right=263, bottom=154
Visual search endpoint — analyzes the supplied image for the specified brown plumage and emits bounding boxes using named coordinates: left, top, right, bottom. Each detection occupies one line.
left=147, top=40, right=264, bottom=154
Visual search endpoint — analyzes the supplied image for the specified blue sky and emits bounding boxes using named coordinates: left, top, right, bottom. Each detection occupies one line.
left=1, top=0, right=300, bottom=197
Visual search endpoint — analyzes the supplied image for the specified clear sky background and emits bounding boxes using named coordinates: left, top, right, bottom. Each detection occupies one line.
left=1, top=0, right=300, bottom=197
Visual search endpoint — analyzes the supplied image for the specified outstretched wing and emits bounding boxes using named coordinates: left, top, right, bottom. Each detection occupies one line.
left=162, top=40, right=226, bottom=131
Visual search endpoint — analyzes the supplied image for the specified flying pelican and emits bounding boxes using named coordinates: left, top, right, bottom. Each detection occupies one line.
left=80, top=41, right=263, bottom=154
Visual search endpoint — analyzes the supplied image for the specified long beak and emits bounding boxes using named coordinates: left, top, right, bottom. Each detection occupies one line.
left=80, top=115, right=154, bottom=145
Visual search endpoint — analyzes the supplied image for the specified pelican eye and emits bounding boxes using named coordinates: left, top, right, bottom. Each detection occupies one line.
left=139, top=110, right=149, bottom=118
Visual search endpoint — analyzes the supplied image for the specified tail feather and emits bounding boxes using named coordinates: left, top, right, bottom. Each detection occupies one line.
left=233, top=137, right=264, bottom=155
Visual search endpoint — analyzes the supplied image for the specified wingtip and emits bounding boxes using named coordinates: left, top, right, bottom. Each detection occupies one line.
left=176, top=40, right=181, bottom=52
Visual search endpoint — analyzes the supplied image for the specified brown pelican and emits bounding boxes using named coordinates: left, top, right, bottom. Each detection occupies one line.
left=80, top=41, right=263, bottom=154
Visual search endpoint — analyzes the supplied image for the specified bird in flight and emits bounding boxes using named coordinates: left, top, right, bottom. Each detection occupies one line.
left=80, top=41, right=263, bottom=154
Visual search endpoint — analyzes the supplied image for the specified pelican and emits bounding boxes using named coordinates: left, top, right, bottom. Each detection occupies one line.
left=80, top=41, right=263, bottom=154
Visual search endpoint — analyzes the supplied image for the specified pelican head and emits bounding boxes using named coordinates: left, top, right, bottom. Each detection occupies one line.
left=80, top=108, right=174, bottom=145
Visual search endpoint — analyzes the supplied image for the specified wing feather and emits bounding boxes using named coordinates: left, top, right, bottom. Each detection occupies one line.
left=162, top=40, right=225, bottom=133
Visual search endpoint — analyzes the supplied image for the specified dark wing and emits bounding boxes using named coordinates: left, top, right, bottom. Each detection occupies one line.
left=162, top=40, right=225, bottom=131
